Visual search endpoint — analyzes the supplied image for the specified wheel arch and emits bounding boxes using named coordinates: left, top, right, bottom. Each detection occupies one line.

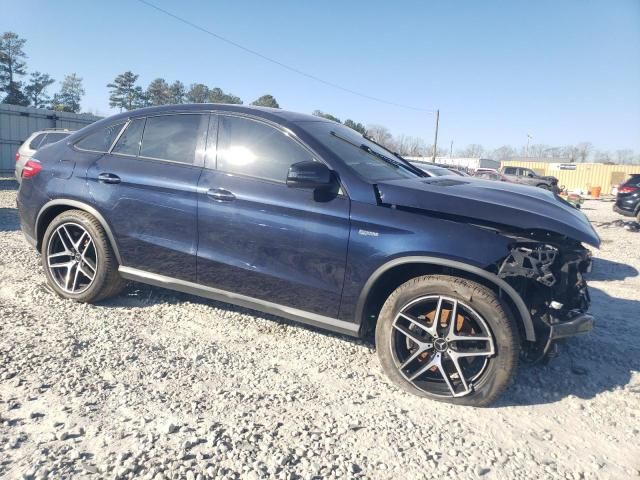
left=355, top=256, right=536, bottom=342
left=36, top=199, right=122, bottom=264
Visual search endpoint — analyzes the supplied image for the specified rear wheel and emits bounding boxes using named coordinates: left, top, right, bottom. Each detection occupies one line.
left=536, top=183, right=550, bottom=190
left=41, top=210, right=125, bottom=303
left=376, top=275, right=519, bottom=406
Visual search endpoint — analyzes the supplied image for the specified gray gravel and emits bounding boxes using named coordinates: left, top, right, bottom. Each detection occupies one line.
left=1, top=177, right=639, bottom=479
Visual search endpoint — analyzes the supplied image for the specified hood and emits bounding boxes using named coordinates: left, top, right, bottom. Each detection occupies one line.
left=377, top=176, right=601, bottom=247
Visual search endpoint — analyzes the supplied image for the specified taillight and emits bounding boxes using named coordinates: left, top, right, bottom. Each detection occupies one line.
left=22, top=160, right=42, bottom=178
left=618, top=186, right=638, bottom=194
left=15, top=151, right=20, bottom=162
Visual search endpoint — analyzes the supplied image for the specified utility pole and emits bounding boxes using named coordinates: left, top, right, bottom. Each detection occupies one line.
left=526, top=133, right=532, bottom=157
left=431, top=109, right=440, bottom=162
left=450, top=140, right=453, bottom=157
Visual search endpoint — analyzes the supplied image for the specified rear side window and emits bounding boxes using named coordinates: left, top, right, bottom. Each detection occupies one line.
left=139, top=114, right=206, bottom=164
left=112, top=118, right=146, bottom=156
left=40, top=133, right=69, bottom=146
left=28, top=133, right=46, bottom=149
left=76, top=122, right=125, bottom=152
left=504, top=167, right=516, bottom=175
left=217, top=116, right=314, bottom=182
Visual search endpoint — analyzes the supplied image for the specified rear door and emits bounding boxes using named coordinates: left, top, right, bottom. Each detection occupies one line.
left=196, top=114, right=350, bottom=318
left=87, top=113, right=208, bottom=281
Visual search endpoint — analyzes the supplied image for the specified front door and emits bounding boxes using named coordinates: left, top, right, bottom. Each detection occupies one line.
left=87, top=113, right=208, bottom=281
left=196, top=114, right=350, bottom=318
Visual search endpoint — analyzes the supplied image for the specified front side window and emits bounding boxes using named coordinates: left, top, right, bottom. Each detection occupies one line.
left=139, top=114, right=205, bottom=164
left=28, top=133, right=46, bottom=150
left=217, top=116, right=315, bottom=182
left=112, top=118, right=146, bottom=156
left=299, top=121, right=419, bottom=182
left=75, top=122, right=125, bottom=152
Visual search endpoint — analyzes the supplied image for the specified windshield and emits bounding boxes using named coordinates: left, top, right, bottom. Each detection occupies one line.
left=299, top=121, right=421, bottom=182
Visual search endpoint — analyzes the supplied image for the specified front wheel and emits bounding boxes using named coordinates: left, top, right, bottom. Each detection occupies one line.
left=41, top=209, right=125, bottom=303
left=376, top=275, right=519, bottom=406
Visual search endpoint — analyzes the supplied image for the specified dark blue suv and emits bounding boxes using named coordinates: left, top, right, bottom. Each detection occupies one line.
left=17, top=104, right=600, bottom=406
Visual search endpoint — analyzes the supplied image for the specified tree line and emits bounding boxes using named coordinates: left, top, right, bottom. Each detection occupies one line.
left=1, top=31, right=637, bottom=163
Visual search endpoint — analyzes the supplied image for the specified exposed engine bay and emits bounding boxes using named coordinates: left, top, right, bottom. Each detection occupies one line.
left=497, top=240, right=593, bottom=363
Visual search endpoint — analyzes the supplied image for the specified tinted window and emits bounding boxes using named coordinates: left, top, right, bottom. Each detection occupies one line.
left=139, top=114, right=205, bottom=164
left=28, top=133, right=46, bottom=150
left=40, top=132, right=69, bottom=146
left=113, top=118, right=145, bottom=156
left=300, top=121, right=418, bottom=182
left=217, top=116, right=315, bottom=182
left=76, top=122, right=125, bottom=152
left=504, top=167, right=516, bottom=175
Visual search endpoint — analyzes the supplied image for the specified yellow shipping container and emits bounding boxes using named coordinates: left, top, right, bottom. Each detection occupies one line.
left=500, top=161, right=639, bottom=194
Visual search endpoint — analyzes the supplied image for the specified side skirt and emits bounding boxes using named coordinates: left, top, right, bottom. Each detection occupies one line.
left=118, top=266, right=360, bottom=337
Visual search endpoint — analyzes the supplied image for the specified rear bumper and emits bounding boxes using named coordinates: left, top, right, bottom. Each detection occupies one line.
left=549, top=312, right=595, bottom=340
left=613, top=204, right=635, bottom=217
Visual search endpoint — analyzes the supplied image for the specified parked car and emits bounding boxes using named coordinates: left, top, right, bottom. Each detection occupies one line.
left=15, top=129, right=72, bottom=183
left=500, top=166, right=560, bottom=193
left=613, top=173, right=640, bottom=221
left=474, top=169, right=511, bottom=182
left=411, top=162, right=469, bottom=177
left=412, top=163, right=456, bottom=177
left=17, top=104, right=599, bottom=406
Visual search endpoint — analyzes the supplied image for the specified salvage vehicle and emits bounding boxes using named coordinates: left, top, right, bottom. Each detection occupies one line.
left=16, top=104, right=600, bottom=406
left=501, top=166, right=560, bottom=193
left=613, top=173, right=640, bottom=221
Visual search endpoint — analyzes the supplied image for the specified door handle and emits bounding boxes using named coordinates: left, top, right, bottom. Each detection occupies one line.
left=206, top=188, right=236, bottom=202
left=97, top=173, right=121, bottom=184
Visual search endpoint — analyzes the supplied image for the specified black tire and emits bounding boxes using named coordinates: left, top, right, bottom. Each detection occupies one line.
left=536, top=183, right=550, bottom=190
left=41, top=209, right=125, bottom=303
left=375, top=275, right=519, bottom=406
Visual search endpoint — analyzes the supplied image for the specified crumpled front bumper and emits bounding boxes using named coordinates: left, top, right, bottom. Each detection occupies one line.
left=549, top=312, right=595, bottom=339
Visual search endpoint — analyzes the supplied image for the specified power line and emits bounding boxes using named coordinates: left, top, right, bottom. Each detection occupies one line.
left=136, top=0, right=434, bottom=113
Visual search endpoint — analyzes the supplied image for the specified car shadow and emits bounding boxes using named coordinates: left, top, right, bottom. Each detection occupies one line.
left=100, top=280, right=636, bottom=407
left=0, top=178, right=18, bottom=191
left=497, top=286, right=639, bottom=407
left=0, top=207, right=20, bottom=232
left=586, top=257, right=639, bottom=281
left=101, top=282, right=372, bottom=346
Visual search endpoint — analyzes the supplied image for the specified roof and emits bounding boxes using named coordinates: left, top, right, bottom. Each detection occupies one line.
left=104, top=103, right=332, bottom=126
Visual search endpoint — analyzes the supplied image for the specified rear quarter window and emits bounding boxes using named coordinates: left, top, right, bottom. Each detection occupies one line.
left=28, top=133, right=46, bottom=150
left=40, top=133, right=69, bottom=146
left=75, top=122, right=125, bottom=152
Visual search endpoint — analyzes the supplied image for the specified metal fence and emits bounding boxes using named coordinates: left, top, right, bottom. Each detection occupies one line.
left=501, top=160, right=640, bottom=194
left=0, top=104, right=102, bottom=172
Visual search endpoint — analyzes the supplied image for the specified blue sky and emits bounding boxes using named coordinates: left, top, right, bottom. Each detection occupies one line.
left=3, top=0, right=639, bottom=151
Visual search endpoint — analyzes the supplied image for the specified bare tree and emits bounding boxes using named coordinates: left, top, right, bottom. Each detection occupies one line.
left=457, top=144, right=484, bottom=157
left=490, top=146, right=516, bottom=160
left=366, top=124, right=396, bottom=150
left=615, top=149, right=634, bottom=164
left=576, top=142, right=593, bottom=163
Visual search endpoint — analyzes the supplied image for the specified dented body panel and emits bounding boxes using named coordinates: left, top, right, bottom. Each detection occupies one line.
left=376, top=176, right=601, bottom=247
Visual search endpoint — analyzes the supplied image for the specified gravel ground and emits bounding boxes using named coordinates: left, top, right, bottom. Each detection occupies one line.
left=1, top=178, right=639, bottom=480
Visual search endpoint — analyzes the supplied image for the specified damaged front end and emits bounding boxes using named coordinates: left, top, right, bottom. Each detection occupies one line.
left=497, top=238, right=594, bottom=363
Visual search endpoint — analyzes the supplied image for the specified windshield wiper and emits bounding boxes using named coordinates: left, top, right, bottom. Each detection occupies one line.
left=329, top=131, right=426, bottom=177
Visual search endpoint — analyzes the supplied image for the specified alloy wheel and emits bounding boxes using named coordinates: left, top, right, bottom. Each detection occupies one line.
left=46, top=222, right=98, bottom=294
left=390, top=295, right=496, bottom=397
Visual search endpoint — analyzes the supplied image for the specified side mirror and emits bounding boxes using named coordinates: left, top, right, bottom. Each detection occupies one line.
left=286, top=161, right=333, bottom=189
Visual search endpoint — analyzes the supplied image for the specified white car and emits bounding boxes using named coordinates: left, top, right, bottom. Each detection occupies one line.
left=15, top=129, right=72, bottom=183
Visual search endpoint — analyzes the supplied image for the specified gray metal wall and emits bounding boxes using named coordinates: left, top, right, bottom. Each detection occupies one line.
left=0, top=104, right=102, bottom=172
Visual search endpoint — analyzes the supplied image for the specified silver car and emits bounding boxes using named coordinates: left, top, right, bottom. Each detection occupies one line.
left=15, top=129, right=72, bottom=183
